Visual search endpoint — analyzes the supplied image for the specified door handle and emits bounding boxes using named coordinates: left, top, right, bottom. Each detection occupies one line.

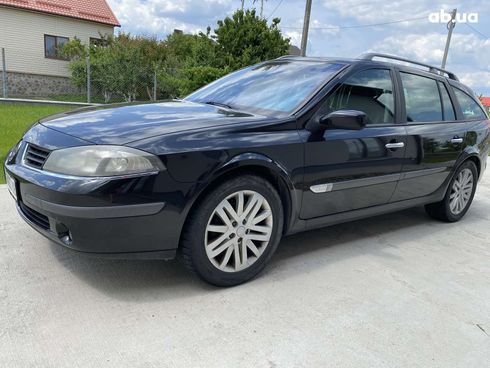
left=385, top=142, right=405, bottom=149
left=451, top=137, right=464, bottom=144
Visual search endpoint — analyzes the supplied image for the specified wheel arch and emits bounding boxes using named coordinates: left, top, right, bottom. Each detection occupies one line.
left=459, top=147, right=482, bottom=178
left=180, top=153, right=298, bottom=248
left=466, top=155, right=481, bottom=176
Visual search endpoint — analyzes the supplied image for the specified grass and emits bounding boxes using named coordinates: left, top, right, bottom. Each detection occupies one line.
left=49, top=94, right=126, bottom=104
left=10, top=93, right=126, bottom=104
left=0, top=103, right=76, bottom=184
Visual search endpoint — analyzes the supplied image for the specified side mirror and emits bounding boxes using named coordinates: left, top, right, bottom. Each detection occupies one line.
left=319, top=110, right=367, bottom=130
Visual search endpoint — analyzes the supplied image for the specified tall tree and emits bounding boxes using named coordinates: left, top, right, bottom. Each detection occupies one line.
left=214, top=9, right=290, bottom=69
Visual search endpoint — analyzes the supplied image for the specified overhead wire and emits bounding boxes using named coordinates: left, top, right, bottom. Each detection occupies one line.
left=266, top=0, right=284, bottom=20
left=463, top=22, right=489, bottom=39
left=279, top=15, right=428, bottom=30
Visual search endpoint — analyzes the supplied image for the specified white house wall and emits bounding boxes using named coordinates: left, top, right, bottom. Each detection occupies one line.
left=0, top=6, right=114, bottom=77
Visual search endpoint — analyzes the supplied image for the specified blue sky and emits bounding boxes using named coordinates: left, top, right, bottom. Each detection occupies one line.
left=107, top=0, right=490, bottom=95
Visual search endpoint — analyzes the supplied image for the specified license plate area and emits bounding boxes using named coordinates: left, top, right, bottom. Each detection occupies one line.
left=6, top=171, right=18, bottom=201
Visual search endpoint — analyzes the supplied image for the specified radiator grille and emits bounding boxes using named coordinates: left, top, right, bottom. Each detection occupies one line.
left=24, top=144, right=51, bottom=169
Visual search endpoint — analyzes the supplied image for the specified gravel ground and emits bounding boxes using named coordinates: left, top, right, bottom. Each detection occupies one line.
left=1, top=171, right=489, bottom=367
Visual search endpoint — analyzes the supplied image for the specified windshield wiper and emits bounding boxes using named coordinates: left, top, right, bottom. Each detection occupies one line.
left=204, top=101, right=234, bottom=109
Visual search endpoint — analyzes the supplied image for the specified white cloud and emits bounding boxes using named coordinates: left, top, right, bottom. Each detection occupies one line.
left=321, top=0, right=490, bottom=23
left=107, top=0, right=236, bottom=35
left=370, top=32, right=490, bottom=93
left=371, top=32, right=490, bottom=66
left=460, top=72, right=490, bottom=90
left=371, top=33, right=446, bottom=63
left=310, top=19, right=340, bottom=36
left=284, top=30, right=302, bottom=47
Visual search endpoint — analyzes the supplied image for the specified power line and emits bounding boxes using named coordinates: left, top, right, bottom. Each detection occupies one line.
left=464, top=22, right=489, bottom=39
left=266, top=0, right=284, bottom=20
left=281, top=15, right=427, bottom=30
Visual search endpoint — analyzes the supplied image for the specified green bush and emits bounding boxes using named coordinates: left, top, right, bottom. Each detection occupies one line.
left=62, top=9, right=290, bottom=102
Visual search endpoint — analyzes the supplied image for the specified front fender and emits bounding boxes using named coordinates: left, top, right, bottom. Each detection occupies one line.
left=217, top=152, right=295, bottom=190
left=183, top=152, right=303, bottom=236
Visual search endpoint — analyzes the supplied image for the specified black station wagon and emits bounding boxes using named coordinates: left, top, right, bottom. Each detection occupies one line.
left=4, top=53, right=490, bottom=286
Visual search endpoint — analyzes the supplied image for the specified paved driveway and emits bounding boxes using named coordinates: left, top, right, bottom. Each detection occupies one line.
left=1, top=171, right=489, bottom=367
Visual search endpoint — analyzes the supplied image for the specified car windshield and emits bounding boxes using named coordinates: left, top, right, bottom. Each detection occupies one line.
left=185, top=61, right=345, bottom=116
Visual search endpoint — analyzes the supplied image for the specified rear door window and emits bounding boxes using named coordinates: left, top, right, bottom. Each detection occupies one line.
left=438, top=82, right=456, bottom=121
left=400, top=72, right=443, bottom=122
left=453, top=88, right=487, bottom=120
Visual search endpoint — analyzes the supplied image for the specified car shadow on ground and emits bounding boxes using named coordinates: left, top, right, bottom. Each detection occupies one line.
left=48, top=206, right=455, bottom=301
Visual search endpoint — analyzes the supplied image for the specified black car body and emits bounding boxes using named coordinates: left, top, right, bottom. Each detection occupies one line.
left=4, top=54, right=490, bottom=285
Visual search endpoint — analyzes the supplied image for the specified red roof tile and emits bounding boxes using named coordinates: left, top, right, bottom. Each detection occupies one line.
left=480, top=97, right=490, bottom=107
left=0, top=0, right=120, bottom=26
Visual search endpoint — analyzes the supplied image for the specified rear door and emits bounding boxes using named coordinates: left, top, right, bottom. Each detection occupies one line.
left=391, top=70, right=467, bottom=202
left=301, top=67, right=407, bottom=219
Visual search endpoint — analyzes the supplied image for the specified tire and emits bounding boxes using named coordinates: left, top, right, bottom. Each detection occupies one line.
left=425, top=160, right=478, bottom=222
left=179, top=175, right=284, bottom=286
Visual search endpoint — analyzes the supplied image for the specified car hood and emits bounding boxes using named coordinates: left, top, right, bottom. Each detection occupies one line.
left=40, top=100, right=262, bottom=145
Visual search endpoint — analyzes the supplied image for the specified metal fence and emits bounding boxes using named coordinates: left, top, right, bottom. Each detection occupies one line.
left=1, top=47, right=8, bottom=99
left=0, top=47, right=161, bottom=105
left=85, top=56, right=160, bottom=104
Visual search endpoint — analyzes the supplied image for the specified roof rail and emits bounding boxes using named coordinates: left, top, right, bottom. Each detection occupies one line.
left=276, top=55, right=300, bottom=59
left=358, top=53, right=459, bottom=81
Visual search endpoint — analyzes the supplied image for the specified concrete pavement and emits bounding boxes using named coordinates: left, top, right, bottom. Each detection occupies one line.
left=1, top=171, right=489, bottom=367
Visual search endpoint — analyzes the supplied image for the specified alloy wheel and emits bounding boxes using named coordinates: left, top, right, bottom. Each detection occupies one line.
left=204, top=190, right=273, bottom=272
left=449, top=168, right=474, bottom=215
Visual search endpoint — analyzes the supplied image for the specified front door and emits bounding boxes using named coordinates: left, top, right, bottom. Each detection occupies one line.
left=301, top=68, right=406, bottom=219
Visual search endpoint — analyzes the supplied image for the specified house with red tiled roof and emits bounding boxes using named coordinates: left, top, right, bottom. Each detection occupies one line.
left=0, top=0, right=120, bottom=97
left=480, top=97, right=490, bottom=114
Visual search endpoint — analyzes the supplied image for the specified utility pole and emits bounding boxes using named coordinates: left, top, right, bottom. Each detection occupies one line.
left=300, top=0, right=313, bottom=56
left=441, top=8, right=457, bottom=69
left=253, top=0, right=266, bottom=17
left=241, top=0, right=244, bottom=11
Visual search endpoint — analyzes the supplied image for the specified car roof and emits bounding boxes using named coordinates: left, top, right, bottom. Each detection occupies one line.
left=277, top=54, right=459, bottom=83
left=276, top=54, right=479, bottom=97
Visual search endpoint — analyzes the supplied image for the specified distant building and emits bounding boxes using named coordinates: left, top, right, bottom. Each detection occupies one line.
left=0, top=0, right=120, bottom=97
left=288, top=45, right=301, bottom=56
left=480, top=97, right=490, bottom=114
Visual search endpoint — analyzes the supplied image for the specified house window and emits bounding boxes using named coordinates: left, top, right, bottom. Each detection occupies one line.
left=44, top=35, right=69, bottom=60
left=90, top=37, right=107, bottom=47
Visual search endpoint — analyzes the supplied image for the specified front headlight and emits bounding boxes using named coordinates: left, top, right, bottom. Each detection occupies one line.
left=43, top=145, right=165, bottom=177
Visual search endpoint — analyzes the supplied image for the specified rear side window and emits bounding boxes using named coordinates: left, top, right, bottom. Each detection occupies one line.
left=400, top=72, right=443, bottom=122
left=453, top=88, right=487, bottom=120
left=319, top=68, right=395, bottom=124
left=438, top=82, right=456, bottom=121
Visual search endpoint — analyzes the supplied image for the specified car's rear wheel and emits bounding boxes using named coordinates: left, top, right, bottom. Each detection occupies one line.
left=180, top=175, right=283, bottom=286
left=425, top=160, right=478, bottom=222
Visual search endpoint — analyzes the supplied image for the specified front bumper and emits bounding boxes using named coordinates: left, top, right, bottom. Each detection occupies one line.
left=5, top=156, right=186, bottom=260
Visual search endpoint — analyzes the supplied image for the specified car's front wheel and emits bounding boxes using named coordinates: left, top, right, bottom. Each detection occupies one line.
left=425, top=160, right=478, bottom=222
left=180, top=175, right=284, bottom=286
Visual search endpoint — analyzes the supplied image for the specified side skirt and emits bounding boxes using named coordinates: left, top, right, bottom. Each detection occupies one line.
left=286, top=190, right=446, bottom=235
